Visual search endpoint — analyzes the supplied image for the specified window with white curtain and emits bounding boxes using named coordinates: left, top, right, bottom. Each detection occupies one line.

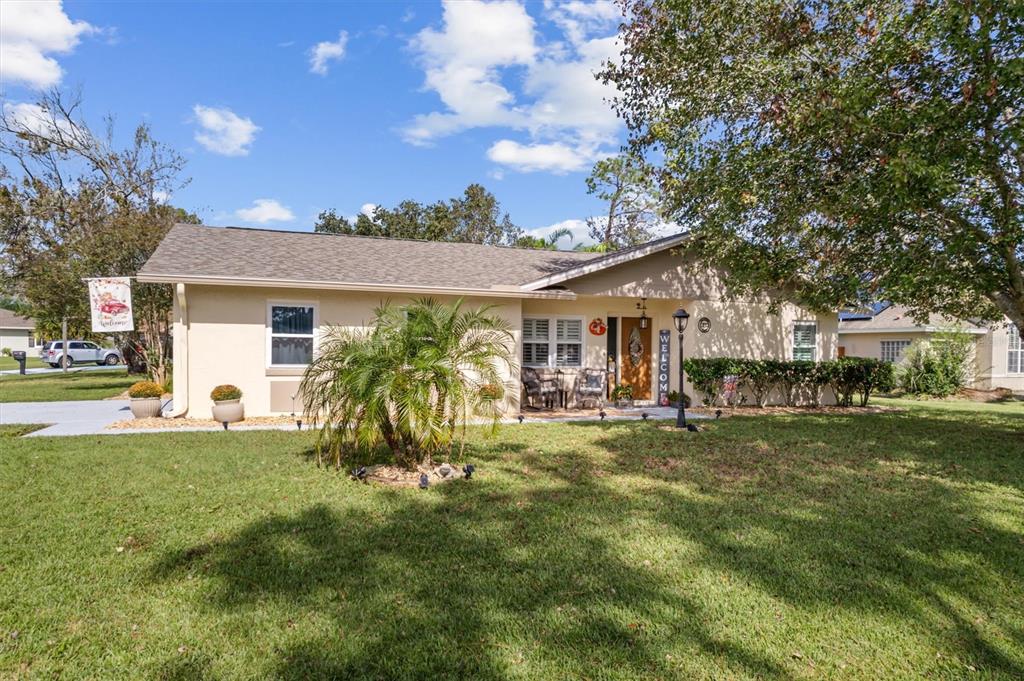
left=1009, top=325, right=1022, bottom=374
left=522, top=317, right=583, bottom=367
left=268, top=303, right=316, bottom=366
left=792, top=322, right=817, bottom=361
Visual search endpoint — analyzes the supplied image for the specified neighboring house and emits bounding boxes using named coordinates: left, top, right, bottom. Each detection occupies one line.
left=838, top=304, right=1023, bottom=392
left=0, top=309, right=37, bottom=354
left=138, top=224, right=840, bottom=417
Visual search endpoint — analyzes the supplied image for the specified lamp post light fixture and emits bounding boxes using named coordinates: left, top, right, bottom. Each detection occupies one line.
left=637, top=297, right=649, bottom=330
left=672, top=307, right=690, bottom=429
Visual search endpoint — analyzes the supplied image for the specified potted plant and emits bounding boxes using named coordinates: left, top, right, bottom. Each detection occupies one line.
left=211, top=384, right=244, bottom=423
left=128, top=381, right=164, bottom=419
left=611, top=383, right=634, bottom=408
left=666, top=390, right=692, bottom=409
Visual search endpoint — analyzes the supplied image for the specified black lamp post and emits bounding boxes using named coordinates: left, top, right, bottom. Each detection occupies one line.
left=672, top=307, right=690, bottom=429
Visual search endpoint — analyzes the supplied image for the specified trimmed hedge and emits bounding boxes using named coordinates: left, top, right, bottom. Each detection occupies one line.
left=682, top=357, right=893, bottom=407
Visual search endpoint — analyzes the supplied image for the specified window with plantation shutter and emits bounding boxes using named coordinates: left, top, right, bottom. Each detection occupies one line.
left=1009, top=325, right=1022, bottom=374
left=522, top=318, right=550, bottom=367
left=792, top=322, right=817, bottom=361
left=555, top=319, right=583, bottom=367
left=522, top=316, right=583, bottom=367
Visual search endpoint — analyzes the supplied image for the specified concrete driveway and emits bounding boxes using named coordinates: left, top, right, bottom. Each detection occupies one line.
left=0, top=399, right=134, bottom=436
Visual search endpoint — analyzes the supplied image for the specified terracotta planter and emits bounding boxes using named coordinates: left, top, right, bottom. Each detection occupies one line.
left=130, top=397, right=163, bottom=419
left=212, top=399, right=244, bottom=423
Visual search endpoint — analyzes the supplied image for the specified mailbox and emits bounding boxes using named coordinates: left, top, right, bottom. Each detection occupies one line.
left=11, top=350, right=27, bottom=375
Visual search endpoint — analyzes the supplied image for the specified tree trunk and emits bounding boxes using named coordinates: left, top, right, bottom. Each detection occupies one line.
left=61, top=316, right=68, bottom=373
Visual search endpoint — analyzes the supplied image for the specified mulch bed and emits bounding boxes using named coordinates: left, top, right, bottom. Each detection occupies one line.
left=107, top=416, right=298, bottom=430
left=693, top=405, right=905, bottom=417
left=357, top=462, right=469, bottom=488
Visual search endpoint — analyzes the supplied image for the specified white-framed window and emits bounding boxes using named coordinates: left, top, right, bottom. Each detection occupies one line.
left=880, top=340, right=912, bottom=363
left=1009, top=324, right=1022, bottom=374
left=267, top=301, right=317, bottom=367
left=792, top=322, right=817, bottom=362
left=522, top=316, right=583, bottom=367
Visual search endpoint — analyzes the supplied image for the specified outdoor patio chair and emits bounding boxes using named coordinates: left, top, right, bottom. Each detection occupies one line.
left=521, top=367, right=558, bottom=409
left=574, top=367, right=606, bottom=409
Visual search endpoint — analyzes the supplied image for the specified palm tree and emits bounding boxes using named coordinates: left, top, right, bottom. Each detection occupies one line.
left=299, top=298, right=514, bottom=469
left=515, top=227, right=574, bottom=250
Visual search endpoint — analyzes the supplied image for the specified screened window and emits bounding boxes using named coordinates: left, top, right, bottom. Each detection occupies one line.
left=269, top=304, right=315, bottom=366
left=880, top=340, right=912, bottom=363
left=522, top=317, right=583, bottom=367
left=792, top=322, right=817, bottom=361
left=1009, top=325, right=1022, bottom=374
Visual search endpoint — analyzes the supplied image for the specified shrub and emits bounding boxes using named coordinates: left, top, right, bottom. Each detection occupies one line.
left=128, top=381, right=164, bottom=399
left=611, top=384, right=634, bottom=401
left=898, top=329, right=973, bottom=397
left=740, top=358, right=782, bottom=407
left=210, top=384, right=242, bottom=401
left=300, top=298, right=514, bottom=470
left=1, top=347, right=10, bottom=357
left=817, top=357, right=895, bottom=407
left=682, top=357, right=744, bottom=406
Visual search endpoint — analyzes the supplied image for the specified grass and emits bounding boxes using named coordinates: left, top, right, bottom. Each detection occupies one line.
left=1, top=401, right=1022, bottom=679
left=0, top=356, right=47, bottom=371
left=0, top=368, right=135, bottom=403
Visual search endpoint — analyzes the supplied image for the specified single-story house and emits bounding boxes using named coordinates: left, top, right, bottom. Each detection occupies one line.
left=0, top=309, right=37, bottom=354
left=838, top=304, right=1023, bottom=392
left=138, top=224, right=839, bottom=417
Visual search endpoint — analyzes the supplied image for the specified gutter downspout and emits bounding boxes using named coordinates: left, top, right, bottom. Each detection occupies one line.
left=168, top=282, right=189, bottom=417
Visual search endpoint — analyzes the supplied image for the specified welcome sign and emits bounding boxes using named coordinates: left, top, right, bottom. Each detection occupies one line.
left=88, top=277, right=135, bottom=332
left=658, top=329, right=671, bottom=405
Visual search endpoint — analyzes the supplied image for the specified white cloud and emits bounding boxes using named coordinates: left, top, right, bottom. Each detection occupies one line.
left=1, top=102, right=76, bottom=138
left=309, top=31, right=348, bottom=75
left=403, top=0, right=536, bottom=145
left=0, top=0, right=95, bottom=89
left=404, top=0, right=623, bottom=174
left=526, top=218, right=594, bottom=247
left=487, top=139, right=604, bottom=174
left=235, top=199, right=295, bottom=223
left=192, top=105, right=260, bottom=156
left=544, top=0, right=619, bottom=47
left=360, top=203, right=378, bottom=218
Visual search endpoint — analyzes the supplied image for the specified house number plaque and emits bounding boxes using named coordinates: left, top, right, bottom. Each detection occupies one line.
left=697, top=317, right=711, bottom=333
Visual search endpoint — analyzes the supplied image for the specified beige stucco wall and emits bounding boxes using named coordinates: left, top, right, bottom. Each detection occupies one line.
left=522, top=296, right=838, bottom=405
left=176, top=284, right=522, bottom=417
left=175, top=282, right=839, bottom=416
left=974, top=324, right=1024, bottom=391
left=838, top=332, right=932, bottom=361
left=565, top=250, right=737, bottom=300
left=839, top=325, right=1024, bottom=392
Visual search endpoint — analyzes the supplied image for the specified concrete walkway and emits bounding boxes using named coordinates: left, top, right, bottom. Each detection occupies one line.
left=1, top=402, right=705, bottom=437
left=0, top=399, right=134, bottom=436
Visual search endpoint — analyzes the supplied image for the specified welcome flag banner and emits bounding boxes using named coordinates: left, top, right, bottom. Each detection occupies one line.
left=88, top=277, right=134, bottom=332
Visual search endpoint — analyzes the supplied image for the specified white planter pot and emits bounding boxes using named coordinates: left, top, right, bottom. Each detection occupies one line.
left=130, top=397, right=162, bottom=419
left=212, top=399, right=244, bottom=423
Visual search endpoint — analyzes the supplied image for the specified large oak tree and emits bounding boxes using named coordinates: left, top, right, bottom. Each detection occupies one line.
left=604, top=0, right=1023, bottom=332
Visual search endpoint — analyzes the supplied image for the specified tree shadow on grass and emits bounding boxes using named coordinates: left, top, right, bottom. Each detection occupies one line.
left=150, top=479, right=791, bottom=680
left=565, top=413, right=1024, bottom=676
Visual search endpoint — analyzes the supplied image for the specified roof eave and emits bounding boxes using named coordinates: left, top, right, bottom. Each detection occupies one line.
left=838, top=326, right=988, bottom=335
left=136, top=272, right=578, bottom=300
left=518, top=232, right=690, bottom=291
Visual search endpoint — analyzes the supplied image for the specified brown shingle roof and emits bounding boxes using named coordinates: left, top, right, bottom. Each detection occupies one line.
left=138, top=224, right=599, bottom=291
left=839, top=304, right=983, bottom=332
left=0, top=309, right=34, bottom=329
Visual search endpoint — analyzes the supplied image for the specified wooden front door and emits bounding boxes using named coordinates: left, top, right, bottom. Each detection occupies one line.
left=620, top=317, right=652, bottom=400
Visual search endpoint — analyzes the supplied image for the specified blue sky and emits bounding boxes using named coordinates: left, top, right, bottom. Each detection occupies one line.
left=1, top=0, right=628, bottom=245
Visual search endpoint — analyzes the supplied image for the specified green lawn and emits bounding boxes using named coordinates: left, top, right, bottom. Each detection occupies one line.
left=1, top=401, right=1022, bottom=679
left=0, top=355, right=47, bottom=371
left=0, top=368, right=135, bottom=402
